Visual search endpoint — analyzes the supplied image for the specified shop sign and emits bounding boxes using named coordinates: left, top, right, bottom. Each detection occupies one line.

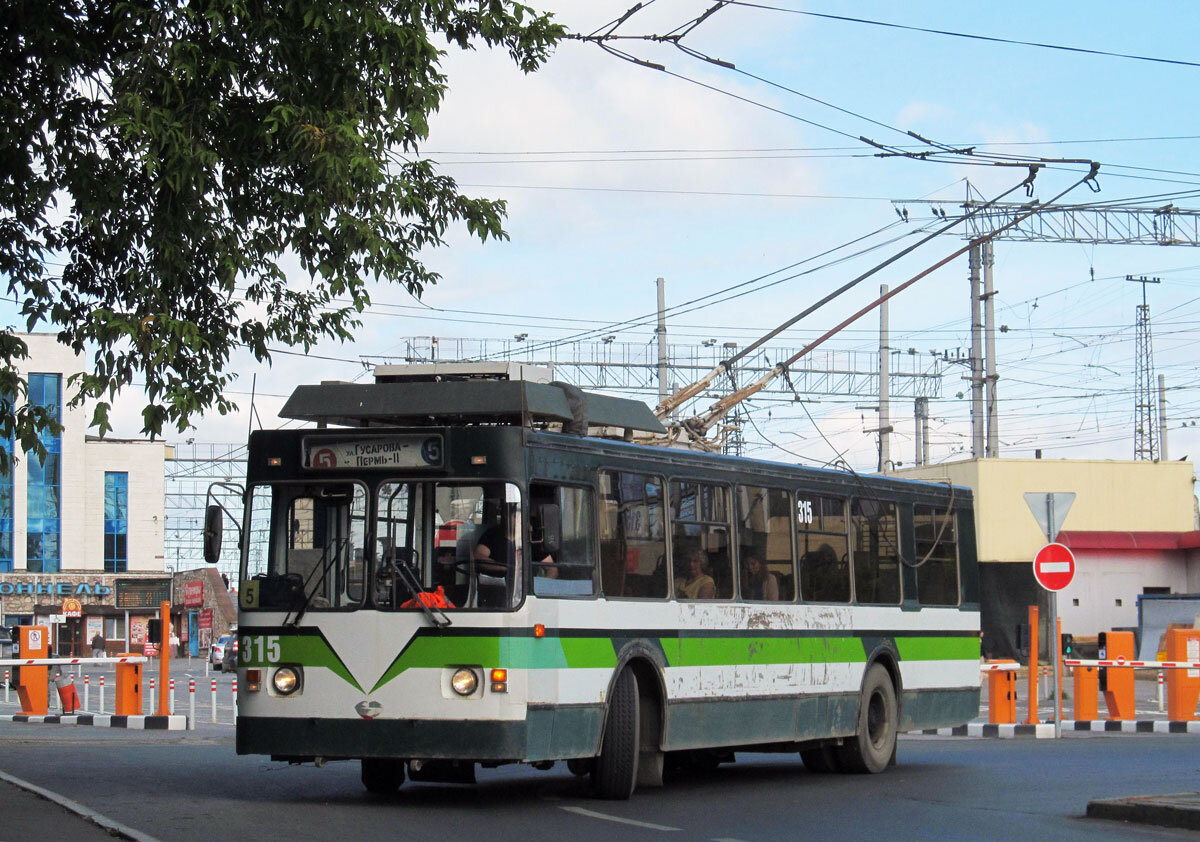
left=198, top=609, right=213, bottom=630
left=183, top=581, right=204, bottom=608
left=0, top=580, right=112, bottom=596
left=61, top=597, right=82, bottom=618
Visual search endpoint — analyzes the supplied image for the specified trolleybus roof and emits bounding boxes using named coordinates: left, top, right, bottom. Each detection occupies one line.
left=279, top=379, right=667, bottom=434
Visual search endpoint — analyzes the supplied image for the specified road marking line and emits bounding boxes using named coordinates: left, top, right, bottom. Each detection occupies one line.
left=0, top=768, right=163, bottom=842
left=560, top=806, right=681, bottom=831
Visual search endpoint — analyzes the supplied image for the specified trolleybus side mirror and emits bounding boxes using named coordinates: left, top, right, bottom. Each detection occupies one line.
left=204, top=504, right=223, bottom=564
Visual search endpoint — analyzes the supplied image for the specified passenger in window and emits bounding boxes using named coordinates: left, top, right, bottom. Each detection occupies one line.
left=529, top=510, right=558, bottom=579
left=676, top=548, right=716, bottom=600
left=473, top=527, right=512, bottom=608
left=742, top=553, right=779, bottom=601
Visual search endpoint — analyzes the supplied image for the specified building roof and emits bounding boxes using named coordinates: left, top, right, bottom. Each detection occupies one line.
left=1058, top=530, right=1200, bottom=551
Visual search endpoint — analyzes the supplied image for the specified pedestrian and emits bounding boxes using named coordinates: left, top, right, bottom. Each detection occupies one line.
left=169, top=630, right=180, bottom=656
left=90, top=631, right=105, bottom=659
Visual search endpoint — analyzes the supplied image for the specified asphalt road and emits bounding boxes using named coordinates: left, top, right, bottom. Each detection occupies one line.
left=0, top=724, right=1196, bottom=841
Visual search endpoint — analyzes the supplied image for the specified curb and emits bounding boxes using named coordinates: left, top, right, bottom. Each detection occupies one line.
left=910, top=720, right=1200, bottom=738
left=1087, top=793, right=1200, bottom=831
left=0, top=768, right=164, bottom=842
left=0, top=714, right=187, bottom=730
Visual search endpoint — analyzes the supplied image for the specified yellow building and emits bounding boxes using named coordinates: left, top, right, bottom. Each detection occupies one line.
left=897, top=458, right=1200, bottom=658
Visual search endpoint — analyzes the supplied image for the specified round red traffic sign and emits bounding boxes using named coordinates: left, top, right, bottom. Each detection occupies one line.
left=1032, top=542, right=1075, bottom=591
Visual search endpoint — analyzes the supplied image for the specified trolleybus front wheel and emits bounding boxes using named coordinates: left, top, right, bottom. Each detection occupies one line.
left=361, top=757, right=406, bottom=794
left=838, top=663, right=897, bottom=774
left=591, top=668, right=640, bottom=799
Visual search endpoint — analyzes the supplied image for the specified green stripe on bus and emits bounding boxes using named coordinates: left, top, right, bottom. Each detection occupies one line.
left=660, top=636, right=870, bottom=668
left=896, top=635, right=980, bottom=661
left=242, top=635, right=364, bottom=693
left=365, top=631, right=979, bottom=693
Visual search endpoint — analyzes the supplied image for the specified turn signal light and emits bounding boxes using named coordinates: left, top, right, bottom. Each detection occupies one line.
left=534, top=624, right=546, bottom=638
left=267, top=457, right=282, bottom=467
left=491, top=668, right=508, bottom=693
left=246, top=669, right=262, bottom=692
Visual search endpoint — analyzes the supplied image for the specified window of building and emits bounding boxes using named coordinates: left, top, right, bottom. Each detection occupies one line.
left=103, top=616, right=126, bottom=640
left=104, top=472, right=129, bottom=573
left=851, top=498, right=901, bottom=605
left=670, top=480, right=732, bottom=600
left=913, top=505, right=959, bottom=605
left=798, top=494, right=850, bottom=602
left=530, top=483, right=596, bottom=597
left=599, top=471, right=667, bottom=599
left=26, top=373, right=61, bottom=573
left=736, top=486, right=794, bottom=601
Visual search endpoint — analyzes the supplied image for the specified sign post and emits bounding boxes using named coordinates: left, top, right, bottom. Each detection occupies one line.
left=1024, top=492, right=1076, bottom=739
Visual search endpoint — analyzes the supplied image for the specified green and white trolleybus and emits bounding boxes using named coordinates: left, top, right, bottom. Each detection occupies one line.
left=206, top=367, right=980, bottom=798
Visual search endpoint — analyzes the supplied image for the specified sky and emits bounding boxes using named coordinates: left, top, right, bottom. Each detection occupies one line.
left=16, top=1, right=1200, bottom=474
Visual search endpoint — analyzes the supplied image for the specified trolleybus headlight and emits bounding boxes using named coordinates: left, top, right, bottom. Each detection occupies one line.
left=272, top=667, right=301, bottom=695
left=451, top=668, right=479, bottom=697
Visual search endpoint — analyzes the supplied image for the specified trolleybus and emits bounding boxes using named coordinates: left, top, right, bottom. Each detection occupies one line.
left=206, top=367, right=980, bottom=798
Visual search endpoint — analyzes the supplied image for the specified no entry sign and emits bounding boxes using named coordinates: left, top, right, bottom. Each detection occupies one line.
left=1033, top=542, right=1076, bottom=591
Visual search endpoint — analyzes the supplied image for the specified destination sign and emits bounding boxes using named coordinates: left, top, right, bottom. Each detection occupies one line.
left=303, top=435, right=443, bottom=470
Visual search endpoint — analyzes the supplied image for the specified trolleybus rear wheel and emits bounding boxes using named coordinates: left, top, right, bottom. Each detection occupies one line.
left=838, top=663, right=897, bottom=774
left=361, top=757, right=406, bottom=794
left=591, top=668, right=640, bottom=799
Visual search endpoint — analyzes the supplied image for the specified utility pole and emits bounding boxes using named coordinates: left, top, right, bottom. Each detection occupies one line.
left=1127, top=274, right=1161, bottom=460
left=1159, top=374, right=1169, bottom=461
left=982, top=241, right=999, bottom=457
left=878, top=284, right=891, bottom=471
left=656, top=277, right=669, bottom=410
left=914, top=396, right=929, bottom=466
left=968, top=244, right=985, bottom=458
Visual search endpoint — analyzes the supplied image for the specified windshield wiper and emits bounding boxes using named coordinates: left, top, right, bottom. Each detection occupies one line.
left=390, top=552, right=451, bottom=628
left=283, top=536, right=349, bottom=628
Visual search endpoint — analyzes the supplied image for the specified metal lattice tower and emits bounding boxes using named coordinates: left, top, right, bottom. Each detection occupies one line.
left=1127, top=275, right=1161, bottom=460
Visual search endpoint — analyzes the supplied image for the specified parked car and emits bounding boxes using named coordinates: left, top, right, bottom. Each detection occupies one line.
left=221, top=631, right=239, bottom=673
left=210, top=633, right=231, bottom=671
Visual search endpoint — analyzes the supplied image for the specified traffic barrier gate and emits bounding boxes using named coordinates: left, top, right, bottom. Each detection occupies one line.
left=1166, top=628, right=1200, bottom=721
left=1072, top=663, right=1099, bottom=721
left=115, top=654, right=143, bottom=715
left=1098, top=631, right=1135, bottom=720
left=982, top=661, right=1017, bottom=723
left=53, top=673, right=79, bottom=714
left=15, top=626, right=49, bottom=716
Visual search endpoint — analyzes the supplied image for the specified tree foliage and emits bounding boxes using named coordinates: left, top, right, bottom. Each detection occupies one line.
left=0, top=0, right=562, bottom=467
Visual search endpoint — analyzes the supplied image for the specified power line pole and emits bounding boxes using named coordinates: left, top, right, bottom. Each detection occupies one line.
left=1127, top=274, right=1161, bottom=460
left=914, top=396, right=929, bottom=466
left=982, top=241, right=999, bottom=457
left=656, top=277, right=669, bottom=410
left=878, top=283, right=891, bottom=471
left=968, top=244, right=985, bottom=458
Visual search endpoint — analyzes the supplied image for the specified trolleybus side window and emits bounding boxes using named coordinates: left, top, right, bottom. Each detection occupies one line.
left=670, top=480, right=732, bottom=600
left=850, top=498, right=901, bottom=605
left=599, top=470, right=668, bottom=599
left=736, top=485, right=794, bottom=602
left=243, top=482, right=367, bottom=610
left=797, top=495, right=850, bottom=603
left=530, top=482, right=596, bottom=597
left=914, top=505, right=960, bottom=606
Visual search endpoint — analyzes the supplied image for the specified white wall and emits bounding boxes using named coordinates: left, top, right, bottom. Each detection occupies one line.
left=1057, top=550, right=1188, bottom=635
left=83, top=439, right=166, bottom=571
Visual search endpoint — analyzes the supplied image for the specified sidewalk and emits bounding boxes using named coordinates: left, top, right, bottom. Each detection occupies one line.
left=0, top=774, right=150, bottom=841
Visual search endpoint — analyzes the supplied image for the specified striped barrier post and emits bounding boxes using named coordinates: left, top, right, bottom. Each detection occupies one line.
left=169, top=678, right=176, bottom=715
left=99, top=675, right=105, bottom=714
left=83, top=675, right=89, bottom=711
left=232, top=677, right=238, bottom=723
left=149, top=676, right=155, bottom=703
left=211, top=679, right=217, bottom=724
left=4, top=669, right=8, bottom=704
left=1158, top=671, right=1165, bottom=713
left=189, top=679, right=196, bottom=730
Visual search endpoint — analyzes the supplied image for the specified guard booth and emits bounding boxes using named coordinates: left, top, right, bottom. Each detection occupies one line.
left=15, top=626, right=50, bottom=716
